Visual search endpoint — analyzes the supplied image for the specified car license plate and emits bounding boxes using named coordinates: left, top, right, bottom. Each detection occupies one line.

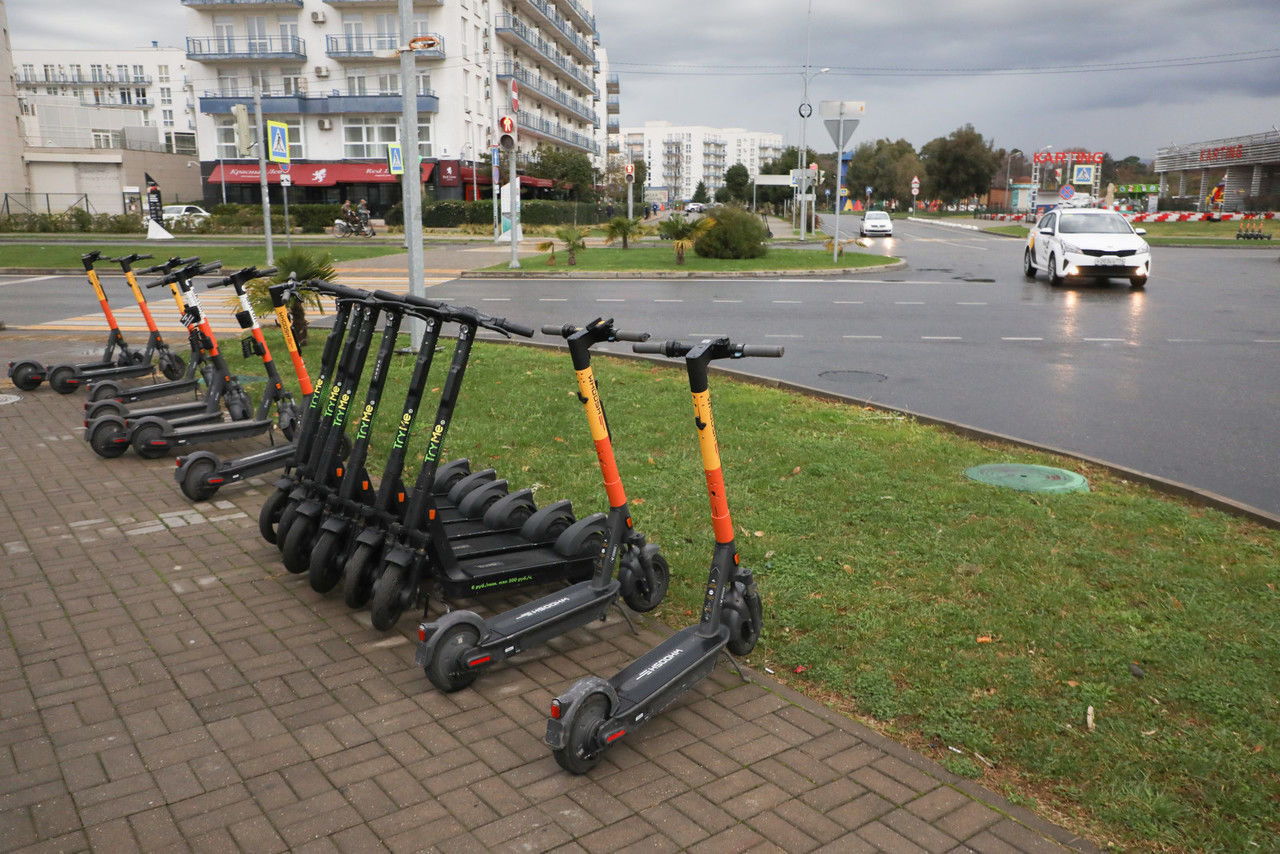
left=1098, top=255, right=1121, bottom=266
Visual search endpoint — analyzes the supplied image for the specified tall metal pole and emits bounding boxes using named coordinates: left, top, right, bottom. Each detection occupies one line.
left=832, top=105, right=845, bottom=263
left=798, top=0, right=814, bottom=239
left=508, top=119, right=520, bottom=269
left=253, top=84, right=274, bottom=266
left=398, top=0, right=425, bottom=347
left=487, top=11, right=500, bottom=240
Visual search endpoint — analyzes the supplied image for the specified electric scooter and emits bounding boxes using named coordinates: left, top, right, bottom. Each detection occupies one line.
left=126, top=266, right=306, bottom=458
left=357, top=310, right=614, bottom=632
left=544, top=336, right=779, bottom=774
left=83, top=256, right=212, bottom=408
left=255, top=279, right=369, bottom=543
left=8, top=250, right=166, bottom=392
left=415, top=318, right=671, bottom=692
left=173, top=276, right=317, bottom=500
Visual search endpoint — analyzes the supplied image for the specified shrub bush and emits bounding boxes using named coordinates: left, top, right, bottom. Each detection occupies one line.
left=384, top=202, right=403, bottom=227
left=693, top=205, right=770, bottom=259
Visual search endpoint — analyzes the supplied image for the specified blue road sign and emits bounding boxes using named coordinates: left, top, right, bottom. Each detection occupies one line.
left=386, top=143, right=404, bottom=176
left=266, top=121, right=290, bottom=164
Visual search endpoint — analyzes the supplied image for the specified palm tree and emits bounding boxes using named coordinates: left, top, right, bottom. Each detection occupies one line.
left=603, top=216, right=649, bottom=249
left=244, top=248, right=334, bottom=345
left=552, top=225, right=589, bottom=265
left=657, top=213, right=713, bottom=265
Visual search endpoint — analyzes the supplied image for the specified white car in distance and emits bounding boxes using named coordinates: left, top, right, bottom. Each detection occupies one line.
left=1024, top=208, right=1150, bottom=289
left=860, top=210, right=893, bottom=237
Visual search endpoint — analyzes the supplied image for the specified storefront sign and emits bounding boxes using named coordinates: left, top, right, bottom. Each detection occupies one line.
left=1199, top=145, right=1245, bottom=162
left=1033, top=151, right=1105, bottom=164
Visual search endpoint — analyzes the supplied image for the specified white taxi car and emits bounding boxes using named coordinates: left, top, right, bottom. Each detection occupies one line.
left=1024, top=207, right=1150, bottom=288
left=860, top=210, right=894, bottom=237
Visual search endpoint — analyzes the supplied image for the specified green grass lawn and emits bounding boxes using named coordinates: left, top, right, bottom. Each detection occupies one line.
left=485, top=245, right=897, bottom=272
left=267, top=325, right=1278, bottom=853
left=0, top=241, right=405, bottom=270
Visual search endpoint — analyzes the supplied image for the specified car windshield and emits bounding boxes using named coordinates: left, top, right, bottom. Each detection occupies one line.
left=1059, top=213, right=1133, bottom=234
left=866, top=212, right=889, bottom=221
left=162, top=206, right=182, bottom=214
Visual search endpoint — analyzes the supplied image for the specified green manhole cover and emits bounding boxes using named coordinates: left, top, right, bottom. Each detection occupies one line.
left=964, top=463, right=1089, bottom=493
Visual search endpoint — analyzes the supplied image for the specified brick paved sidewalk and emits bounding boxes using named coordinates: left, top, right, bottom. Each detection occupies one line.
left=0, top=335, right=1099, bottom=853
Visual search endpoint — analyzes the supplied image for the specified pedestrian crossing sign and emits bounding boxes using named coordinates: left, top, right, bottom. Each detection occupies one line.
left=1072, top=164, right=1094, bottom=185
left=267, top=121, right=290, bottom=164
left=386, top=143, right=404, bottom=175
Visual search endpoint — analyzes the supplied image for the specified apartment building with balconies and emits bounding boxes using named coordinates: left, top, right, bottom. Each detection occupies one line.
left=184, top=0, right=602, bottom=211
left=625, top=121, right=783, bottom=203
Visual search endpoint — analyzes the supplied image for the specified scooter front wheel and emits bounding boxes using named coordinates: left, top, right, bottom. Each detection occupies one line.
left=258, top=487, right=289, bottom=544
left=621, top=547, right=670, bottom=613
left=178, top=456, right=220, bottom=502
left=49, top=365, right=79, bottom=394
left=342, top=542, right=378, bottom=609
left=308, top=528, right=347, bottom=593
left=370, top=561, right=413, bottom=630
left=9, top=361, right=43, bottom=391
left=423, top=622, right=481, bottom=692
left=726, top=583, right=764, bottom=657
left=552, top=693, right=611, bottom=775
left=88, top=418, right=129, bottom=459
left=280, top=514, right=318, bottom=574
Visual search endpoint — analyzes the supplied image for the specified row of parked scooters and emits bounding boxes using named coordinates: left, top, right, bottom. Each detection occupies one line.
left=8, top=250, right=779, bottom=772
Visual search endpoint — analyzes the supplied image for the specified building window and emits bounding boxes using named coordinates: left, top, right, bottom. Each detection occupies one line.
left=282, top=68, right=304, bottom=95
left=92, top=129, right=121, bottom=149
left=416, top=71, right=431, bottom=96
left=135, top=88, right=147, bottom=104
left=346, top=73, right=368, bottom=96
left=278, top=16, right=299, bottom=40
left=344, top=116, right=399, bottom=159
left=283, top=119, right=303, bottom=159
left=162, top=109, right=175, bottom=127
left=157, top=64, right=170, bottom=83
left=132, top=65, right=145, bottom=82
left=218, top=73, right=239, bottom=97
left=117, top=65, right=129, bottom=81
left=160, top=87, right=173, bottom=106
left=215, top=120, right=238, bottom=159
left=90, top=64, right=105, bottom=83
left=418, top=119, right=432, bottom=158
left=376, top=71, right=399, bottom=95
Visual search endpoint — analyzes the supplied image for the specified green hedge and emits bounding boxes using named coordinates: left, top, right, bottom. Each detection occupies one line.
left=0, top=211, right=145, bottom=234
left=210, top=203, right=341, bottom=234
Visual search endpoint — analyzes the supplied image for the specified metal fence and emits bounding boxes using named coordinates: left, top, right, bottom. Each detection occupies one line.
left=1, top=193, right=97, bottom=217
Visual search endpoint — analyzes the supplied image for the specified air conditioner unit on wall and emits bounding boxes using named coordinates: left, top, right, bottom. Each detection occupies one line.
left=310, top=10, right=326, bottom=23
left=315, top=66, right=329, bottom=78
left=317, top=118, right=333, bottom=131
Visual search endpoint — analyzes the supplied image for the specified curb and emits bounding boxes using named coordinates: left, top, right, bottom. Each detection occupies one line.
left=906, top=217, right=984, bottom=232
left=460, top=260, right=909, bottom=279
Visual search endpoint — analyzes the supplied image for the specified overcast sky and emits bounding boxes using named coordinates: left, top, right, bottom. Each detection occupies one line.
left=7, top=0, right=1279, bottom=159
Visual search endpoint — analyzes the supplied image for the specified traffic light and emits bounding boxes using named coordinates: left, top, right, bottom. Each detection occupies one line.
left=498, top=115, right=515, bottom=151
left=231, top=104, right=254, bottom=156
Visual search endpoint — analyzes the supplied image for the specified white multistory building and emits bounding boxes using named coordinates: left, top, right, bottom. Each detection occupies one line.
left=11, top=46, right=197, bottom=154
left=623, top=121, right=784, bottom=202
left=182, top=0, right=604, bottom=212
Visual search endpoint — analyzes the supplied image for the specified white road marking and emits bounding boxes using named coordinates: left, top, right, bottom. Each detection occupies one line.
left=538, top=298, right=568, bottom=302
left=653, top=299, right=684, bottom=303
left=1166, top=338, right=1203, bottom=343
left=921, top=336, right=962, bottom=341
left=1084, top=337, right=1124, bottom=342
left=832, top=300, right=863, bottom=304
left=0, top=275, right=60, bottom=288
left=772, top=300, right=802, bottom=304
left=843, top=334, right=882, bottom=339
left=1254, top=339, right=1280, bottom=344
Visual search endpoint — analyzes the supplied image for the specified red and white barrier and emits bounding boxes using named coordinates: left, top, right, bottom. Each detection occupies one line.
left=1125, top=211, right=1277, bottom=222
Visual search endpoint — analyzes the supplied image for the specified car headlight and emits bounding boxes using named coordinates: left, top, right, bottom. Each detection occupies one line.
left=1059, top=241, right=1082, bottom=254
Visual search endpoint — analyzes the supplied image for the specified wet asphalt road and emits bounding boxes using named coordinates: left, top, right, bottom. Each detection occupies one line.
left=4, top=221, right=1278, bottom=516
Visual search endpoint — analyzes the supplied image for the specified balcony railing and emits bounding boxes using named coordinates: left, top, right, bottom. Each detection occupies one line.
left=513, top=0, right=595, bottom=64
left=494, top=16, right=596, bottom=97
left=324, top=0, right=440, bottom=5
left=180, top=0, right=302, bottom=7
left=324, top=32, right=444, bottom=60
left=186, top=35, right=306, bottom=61
left=516, top=109, right=598, bottom=154
left=551, top=0, right=594, bottom=33
left=495, top=61, right=597, bottom=127
left=606, top=72, right=619, bottom=94
left=199, top=88, right=439, bottom=115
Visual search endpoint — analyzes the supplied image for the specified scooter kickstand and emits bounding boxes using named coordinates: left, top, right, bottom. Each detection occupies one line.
left=722, top=651, right=751, bottom=685
left=610, top=600, right=639, bottom=635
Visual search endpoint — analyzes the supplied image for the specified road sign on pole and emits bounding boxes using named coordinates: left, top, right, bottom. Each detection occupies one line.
left=266, top=120, right=290, bottom=165
left=386, top=142, right=404, bottom=175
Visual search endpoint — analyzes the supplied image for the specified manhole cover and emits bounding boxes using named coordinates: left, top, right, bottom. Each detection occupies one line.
left=964, top=463, right=1089, bottom=493
left=0, top=394, right=19, bottom=406
left=818, top=370, right=888, bottom=383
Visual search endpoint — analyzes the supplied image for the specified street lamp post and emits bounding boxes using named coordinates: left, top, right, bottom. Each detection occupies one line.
left=796, top=2, right=827, bottom=240
left=1005, top=148, right=1022, bottom=213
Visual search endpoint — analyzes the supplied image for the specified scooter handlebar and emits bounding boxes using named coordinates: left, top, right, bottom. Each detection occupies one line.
left=110, top=253, right=154, bottom=267
left=146, top=260, right=220, bottom=287
left=541, top=321, right=649, bottom=343
left=305, top=279, right=366, bottom=300
left=612, top=329, right=650, bottom=343
left=633, top=340, right=784, bottom=359
left=541, top=324, right=574, bottom=337
left=483, top=317, right=534, bottom=338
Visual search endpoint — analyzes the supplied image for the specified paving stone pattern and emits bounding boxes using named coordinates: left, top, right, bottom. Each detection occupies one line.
left=0, top=337, right=1099, bottom=853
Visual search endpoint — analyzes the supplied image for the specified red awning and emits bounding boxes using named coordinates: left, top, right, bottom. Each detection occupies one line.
left=519, top=175, right=554, bottom=188
left=459, top=166, right=492, bottom=185
left=208, top=161, right=435, bottom=185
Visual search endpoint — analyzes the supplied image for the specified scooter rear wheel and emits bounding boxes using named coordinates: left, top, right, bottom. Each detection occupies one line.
left=179, top=457, right=219, bottom=502
left=9, top=362, right=43, bottom=391
left=552, top=693, right=611, bottom=775
left=49, top=365, right=78, bottom=395
left=423, top=623, right=481, bottom=692
left=159, top=351, right=186, bottom=381
left=370, top=561, right=413, bottom=631
left=131, top=420, right=171, bottom=459
left=88, top=418, right=129, bottom=459
left=258, top=488, right=289, bottom=544
left=87, top=380, right=122, bottom=402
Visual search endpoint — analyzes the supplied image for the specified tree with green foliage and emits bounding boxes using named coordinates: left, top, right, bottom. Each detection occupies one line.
left=919, top=124, right=1001, bottom=203
left=657, top=213, right=713, bottom=265
left=631, top=158, right=647, bottom=195
left=844, top=138, right=924, bottom=209
left=692, top=181, right=709, bottom=203
left=246, top=248, right=333, bottom=346
left=723, top=163, right=750, bottom=203
left=526, top=149, right=598, bottom=202
left=694, top=205, right=769, bottom=259
left=538, top=225, right=589, bottom=265
left=603, top=216, right=648, bottom=249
